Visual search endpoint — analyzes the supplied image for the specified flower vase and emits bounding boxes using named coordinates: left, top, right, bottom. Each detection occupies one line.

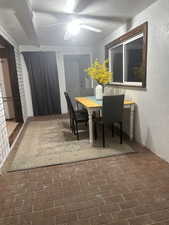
left=95, top=84, right=103, bottom=100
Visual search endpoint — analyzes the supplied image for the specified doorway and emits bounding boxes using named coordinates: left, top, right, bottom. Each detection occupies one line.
left=0, top=36, right=23, bottom=145
left=64, top=54, right=93, bottom=107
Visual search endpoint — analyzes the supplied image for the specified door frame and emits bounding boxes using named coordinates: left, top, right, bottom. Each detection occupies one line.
left=0, top=35, right=23, bottom=123
left=57, top=51, right=93, bottom=113
left=0, top=35, right=23, bottom=146
left=63, top=54, right=93, bottom=102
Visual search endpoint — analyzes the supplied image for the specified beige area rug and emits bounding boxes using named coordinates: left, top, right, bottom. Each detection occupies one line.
left=8, top=118, right=134, bottom=171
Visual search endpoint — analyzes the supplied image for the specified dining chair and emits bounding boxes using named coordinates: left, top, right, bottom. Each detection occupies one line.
left=93, top=95, right=124, bottom=147
left=64, top=92, right=88, bottom=140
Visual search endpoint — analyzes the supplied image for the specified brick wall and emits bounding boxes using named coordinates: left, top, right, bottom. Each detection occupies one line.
left=0, top=26, right=27, bottom=168
left=0, top=89, right=10, bottom=167
left=14, top=47, right=27, bottom=121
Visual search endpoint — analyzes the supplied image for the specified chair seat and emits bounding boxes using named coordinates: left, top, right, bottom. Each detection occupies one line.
left=75, top=111, right=88, bottom=122
left=76, top=109, right=87, bottom=115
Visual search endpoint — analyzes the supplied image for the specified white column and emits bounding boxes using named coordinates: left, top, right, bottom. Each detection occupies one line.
left=56, top=53, right=67, bottom=114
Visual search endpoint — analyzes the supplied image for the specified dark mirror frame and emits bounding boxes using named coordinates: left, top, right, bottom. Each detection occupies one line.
left=105, top=22, right=148, bottom=88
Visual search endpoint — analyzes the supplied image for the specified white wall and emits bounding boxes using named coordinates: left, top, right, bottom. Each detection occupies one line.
left=20, top=45, right=96, bottom=114
left=21, top=55, right=33, bottom=117
left=98, top=0, right=169, bottom=162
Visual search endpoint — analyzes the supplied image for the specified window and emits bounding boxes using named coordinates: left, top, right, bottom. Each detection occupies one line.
left=110, top=45, right=123, bottom=83
left=105, top=23, right=148, bottom=88
left=125, top=36, right=143, bottom=83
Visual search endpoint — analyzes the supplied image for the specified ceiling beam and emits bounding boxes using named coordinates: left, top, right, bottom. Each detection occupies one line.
left=12, top=0, right=39, bottom=45
left=0, top=0, right=39, bottom=45
left=74, top=0, right=93, bottom=13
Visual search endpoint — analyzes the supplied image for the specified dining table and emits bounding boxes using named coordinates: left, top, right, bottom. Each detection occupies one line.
left=75, top=96, right=135, bottom=145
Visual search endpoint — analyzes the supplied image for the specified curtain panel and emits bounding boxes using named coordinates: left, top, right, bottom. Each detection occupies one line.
left=23, top=52, right=61, bottom=116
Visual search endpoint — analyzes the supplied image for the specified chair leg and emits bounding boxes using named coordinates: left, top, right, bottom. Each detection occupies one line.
left=71, top=121, right=74, bottom=133
left=69, top=111, right=73, bottom=129
left=70, top=117, right=74, bottom=131
left=75, top=122, right=79, bottom=140
left=112, top=124, right=114, bottom=137
left=69, top=116, right=71, bottom=128
left=120, top=122, right=123, bottom=144
left=94, top=122, right=97, bottom=140
left=72, top=120, right=76, bottom=135
left=76, top=102, right=79, bottom=110
left=102, top=124, right=105, bottom=148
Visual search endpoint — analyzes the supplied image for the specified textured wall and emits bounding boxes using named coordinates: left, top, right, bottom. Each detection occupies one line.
left=98, top=0, right=169, bottom=162
left=14, top=47, right=27, bottom=121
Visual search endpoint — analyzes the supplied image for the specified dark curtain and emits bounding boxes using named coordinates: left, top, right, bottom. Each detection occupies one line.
left=23, top=52, right=61, bottom=116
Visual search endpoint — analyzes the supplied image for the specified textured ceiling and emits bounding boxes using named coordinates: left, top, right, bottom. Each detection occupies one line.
left=0, top=0, right=158, bottom=46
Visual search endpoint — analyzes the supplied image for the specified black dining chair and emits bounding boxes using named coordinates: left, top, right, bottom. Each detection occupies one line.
left=93, top=95, right=124, bottom=147
left=64, top=92, right=88, bottom=140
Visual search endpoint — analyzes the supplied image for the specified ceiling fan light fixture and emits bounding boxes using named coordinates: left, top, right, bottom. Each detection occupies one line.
left=67, top=20, right=81, bottom=36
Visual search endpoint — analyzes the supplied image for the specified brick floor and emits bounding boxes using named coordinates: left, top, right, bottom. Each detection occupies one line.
left=1, top=151, right=169, bottom=225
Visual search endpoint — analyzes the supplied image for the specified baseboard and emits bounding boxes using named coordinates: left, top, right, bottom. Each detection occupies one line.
left=0, top=118, right=29, bottom=174
left=9, top=123, right=23, bottom=146
left=114, top=125, right=151, bottom=153
left=28, top=114, right=69, bottom=121
left=10, top=120, right=28, bottom=150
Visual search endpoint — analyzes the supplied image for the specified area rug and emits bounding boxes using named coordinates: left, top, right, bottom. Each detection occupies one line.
left=8, top=118, right=134, bottom=171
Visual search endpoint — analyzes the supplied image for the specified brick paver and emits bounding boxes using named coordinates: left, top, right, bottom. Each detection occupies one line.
left=1, top=151, right=169, bottom=225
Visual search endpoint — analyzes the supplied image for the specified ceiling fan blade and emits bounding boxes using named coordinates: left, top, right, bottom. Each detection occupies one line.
left=64, top=31, right=72, bottom=40
left=80, top=24, right=102, bottom=33
left=78, top=14, right=129, bottom=24
left=35, top=10, right=74, bottom=22
left=34, top=10, right=129, bottom=24
left=74, top=0, right=98, bottom=13
left=39, top=22, right=67, bottom=29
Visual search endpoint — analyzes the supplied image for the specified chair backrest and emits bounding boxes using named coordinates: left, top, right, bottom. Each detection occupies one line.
left=64, top=92, right=70, bottom=111
left=103, top=95, right=124, bottom=125
left=64, top=92, right=76, bottom=119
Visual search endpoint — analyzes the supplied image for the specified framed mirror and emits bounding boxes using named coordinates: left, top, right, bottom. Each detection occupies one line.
left=105, top=22, right=148, bottom=88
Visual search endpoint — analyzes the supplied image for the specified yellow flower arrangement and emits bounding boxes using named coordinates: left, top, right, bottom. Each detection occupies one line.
left=85, top=59, right=112, bottom=85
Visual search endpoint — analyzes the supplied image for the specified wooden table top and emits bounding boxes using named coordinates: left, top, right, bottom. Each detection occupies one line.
left=75, top=96, right=135, bottom=108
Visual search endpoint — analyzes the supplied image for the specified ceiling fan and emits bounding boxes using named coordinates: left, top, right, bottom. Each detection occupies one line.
left=35, top=0, right=128, bottom=41
left=63, top=19, right=102, bottom=40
